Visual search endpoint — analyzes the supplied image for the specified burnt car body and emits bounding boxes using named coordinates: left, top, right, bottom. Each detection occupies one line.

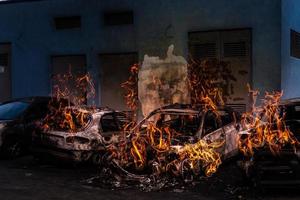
left=131, top=103, right=241, bottom=160
left=31, top=107, right=130, bottom=163
left=0, top=96, right=70, bottom=158
left=241, top=98, right=300, bottom=187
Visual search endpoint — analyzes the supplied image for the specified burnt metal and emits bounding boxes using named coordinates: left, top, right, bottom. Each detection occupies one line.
left=0, top=96, right=70, bottom=158
left=31, top=107, right=131, bottom=163
left=241, top=99, right=300, bottom=187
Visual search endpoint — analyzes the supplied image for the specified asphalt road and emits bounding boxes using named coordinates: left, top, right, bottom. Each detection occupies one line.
left=0, top=156, right=300, bottom=200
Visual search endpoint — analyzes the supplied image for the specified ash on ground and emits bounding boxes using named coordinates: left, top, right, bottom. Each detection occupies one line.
left=84, top=162, right=257, bottom=199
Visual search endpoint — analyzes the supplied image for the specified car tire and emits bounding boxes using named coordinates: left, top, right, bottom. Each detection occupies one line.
left=1, top=136, right=23, bottom=159
left=91, top=153, right=102, bottom=165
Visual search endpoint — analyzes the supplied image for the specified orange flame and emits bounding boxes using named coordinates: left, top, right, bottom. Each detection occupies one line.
left=121, top=64, right=139, bottom=121
left=112, top=61, right=227, bottom=178
left=42, top=67, right=95, bottom=132
left=239, top=86, right=299, bottom=156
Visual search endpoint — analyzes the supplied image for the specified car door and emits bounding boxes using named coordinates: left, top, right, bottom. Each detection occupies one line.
left=201, top=111, right=226, bottom=155
left=219, top=109, right=240, bottom=159
left=222, top=123, right=239, bottom=159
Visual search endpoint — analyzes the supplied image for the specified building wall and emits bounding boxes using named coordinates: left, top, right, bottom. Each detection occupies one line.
left=281, top=0, right=300, bottom=98
left=0, top=0, right=281, bottom=105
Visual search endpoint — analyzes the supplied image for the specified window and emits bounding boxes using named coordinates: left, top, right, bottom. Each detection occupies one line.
left=203, top=111, right=220, bottom=136
left=54, top=16, right=81, bottom=30
left=285, top=105, right=300, bottom=120
left=192, top=43, right=217, bottom=59
left=99, top=53, right=138, bottom=110
left=188, top=29, right=251, bottom=109
left=291, top=29, right=300, bottom=59
left=51, top=55, right=87, bottom=105
left=101, top=113, right=120, bottom=133
left=0, top=53, right=9, bottom=67
left=0, top=43, right=11, bottom=103
left=115, top=112, right=130, bottom=129
left=223, top=42, right=247, bottom=57
left=103, top=11, right=133, bottom=26
left=148, top=113, right=201, bottom=135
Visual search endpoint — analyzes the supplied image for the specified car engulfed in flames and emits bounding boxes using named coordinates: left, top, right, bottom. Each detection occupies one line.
left=96, top=103, right=242, bottom=183
left=238, top=95, right=300, bottom=187
left=32, top=106, right=131, bottom=163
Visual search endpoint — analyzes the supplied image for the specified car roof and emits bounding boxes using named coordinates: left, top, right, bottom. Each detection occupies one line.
left=149, top=103, right=234, bottom=115
left=280, top=98, right=300, bottom=106
left=62, top=105, right=127, bottom=115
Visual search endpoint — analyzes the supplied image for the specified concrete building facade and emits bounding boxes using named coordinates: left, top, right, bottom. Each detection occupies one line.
left=0, top=0, right=298, bottom=108
left=281, top=0, right=300, bottom=98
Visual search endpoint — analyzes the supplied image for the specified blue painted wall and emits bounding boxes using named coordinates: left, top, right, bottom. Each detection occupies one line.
left=281, top=0, right=300, bottom=98
left=0, top=0, right=282, bottom=105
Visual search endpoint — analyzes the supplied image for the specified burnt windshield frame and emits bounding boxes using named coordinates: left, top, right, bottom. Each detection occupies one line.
left=100, top=112, right=121, bottom=133
left=136, top=110, right=203, bottom=135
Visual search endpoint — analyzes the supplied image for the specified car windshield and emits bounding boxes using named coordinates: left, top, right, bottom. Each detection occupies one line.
left=285, top=105, right=300, bottom=120
left=0, top=101, right=30, bottom=120
left=146, top=112, right=202, bottom=136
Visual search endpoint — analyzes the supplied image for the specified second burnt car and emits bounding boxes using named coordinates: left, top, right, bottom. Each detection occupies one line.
left=130, top=103, right=241, bottom=160
left=31, top=106, right=131, bottom=163
left=240, top=98, right=300, bottom=187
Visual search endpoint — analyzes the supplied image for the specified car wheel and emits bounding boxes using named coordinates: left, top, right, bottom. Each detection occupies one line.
left=91, top=153, right=102, bottom=165
left=1, top=137, right=23, bottom=159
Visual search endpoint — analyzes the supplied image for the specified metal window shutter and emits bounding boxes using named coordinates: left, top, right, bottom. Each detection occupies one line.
left=188, top=31, right=220, bottom=60
left=223, top=42, right=247, bottom=57
left=192, top=43, right=217, bottom=59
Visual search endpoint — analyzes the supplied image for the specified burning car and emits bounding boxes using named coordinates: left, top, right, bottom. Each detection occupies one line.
left=131, top=103, right=241, bottom=159
left=0, top=97, right=70, bottom=158
left=31, top=106, right=131, bottom=163
left=105, top=103, right=242, bottom=181
left=239, top=98, right=300, bottom=187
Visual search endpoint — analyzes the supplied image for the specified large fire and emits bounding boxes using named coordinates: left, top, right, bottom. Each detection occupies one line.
left=108, top=58, right=231, bottom=181
left=110, top=58, right=299, bottom=185
left=38, top=51, right=300, bottom=189
left=238, top=86, right=299, bottom=157
left=42, top=67, right=95, bottom=132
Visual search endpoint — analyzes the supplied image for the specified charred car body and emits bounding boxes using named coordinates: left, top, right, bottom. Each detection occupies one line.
left=241, top=98, right=300, bottom=187
left=0, top=97, right=70, bottom=158
left=32, top=106, right=130, bottom=163
left=132, top=103, right=241, bottom=159
left=106, top=103, right=243, bottom=180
